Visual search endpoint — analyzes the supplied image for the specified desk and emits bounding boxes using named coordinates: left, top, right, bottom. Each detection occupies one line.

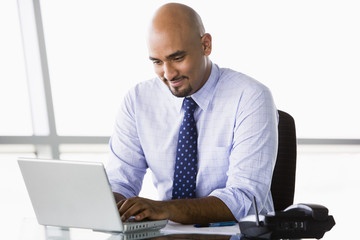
left=17, top=218, right=335, bottom=240
left=18, top=218, right=238, bottom=240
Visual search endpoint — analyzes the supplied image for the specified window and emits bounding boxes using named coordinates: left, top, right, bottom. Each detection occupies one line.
left=38, top=0, right=360, bottom=139
left=0, top=0, right=32, bottom=136
left=40, top=0, right=155, bottom=136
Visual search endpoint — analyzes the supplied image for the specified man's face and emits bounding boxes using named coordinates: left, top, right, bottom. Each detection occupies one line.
left=148, top=29, right=210, bottom=97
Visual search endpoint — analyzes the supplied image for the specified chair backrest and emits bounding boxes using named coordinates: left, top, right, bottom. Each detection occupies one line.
left=271, top=110, right=297, bottom=211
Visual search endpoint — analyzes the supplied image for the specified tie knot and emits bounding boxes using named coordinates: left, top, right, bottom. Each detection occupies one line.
left=183, top=97, right=197, bottom=114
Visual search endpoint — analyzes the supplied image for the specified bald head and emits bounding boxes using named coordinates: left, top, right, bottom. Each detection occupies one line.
left=149, top=3, right=205, bottom=41
left=147, top=3, right=212, bottom=97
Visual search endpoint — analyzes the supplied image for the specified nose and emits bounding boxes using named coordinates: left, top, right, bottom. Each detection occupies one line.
left=163, top=62, right=178, bottom=81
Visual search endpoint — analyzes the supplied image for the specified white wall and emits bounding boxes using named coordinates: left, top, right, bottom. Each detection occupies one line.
left=37, top=0, right=360, bottom=138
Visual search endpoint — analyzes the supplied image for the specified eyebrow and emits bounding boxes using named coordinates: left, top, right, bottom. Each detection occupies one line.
left=149, top=50, right=187, bottom=61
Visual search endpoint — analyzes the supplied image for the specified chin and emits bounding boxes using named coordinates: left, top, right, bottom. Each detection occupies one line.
left=170, top=86, right=193, bottom=98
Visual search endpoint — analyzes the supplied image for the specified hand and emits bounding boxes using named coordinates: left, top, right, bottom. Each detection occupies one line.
left=116, top=195, right=235, bottom=224
left=117, top=196, right=170, bottom=222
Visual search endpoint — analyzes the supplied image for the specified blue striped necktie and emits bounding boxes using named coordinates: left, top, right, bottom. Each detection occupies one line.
left=172, top=97, right=198, bottom=199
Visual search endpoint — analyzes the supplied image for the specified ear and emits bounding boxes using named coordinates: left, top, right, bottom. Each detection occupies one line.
left=201, top=33, right=212, bottom=56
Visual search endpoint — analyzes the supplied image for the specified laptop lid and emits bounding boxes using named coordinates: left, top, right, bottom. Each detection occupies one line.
left=18, top=158, right=167, bottom=233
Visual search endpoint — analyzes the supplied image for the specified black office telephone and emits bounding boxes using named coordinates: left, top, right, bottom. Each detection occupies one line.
left=239, top=200, right=336, bottom=239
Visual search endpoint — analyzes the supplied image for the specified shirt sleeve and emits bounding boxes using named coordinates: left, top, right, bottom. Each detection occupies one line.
left=209, top=86, right=278, bottom=221
left=105, top=89, right=148, bottom=198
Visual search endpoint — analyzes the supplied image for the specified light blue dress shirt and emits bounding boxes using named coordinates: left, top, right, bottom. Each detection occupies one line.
left=106, top=62, right=278, bottom=221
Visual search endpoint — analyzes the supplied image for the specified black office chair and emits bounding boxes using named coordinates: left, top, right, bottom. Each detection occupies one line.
left=270, top=110, right=297, bottom=211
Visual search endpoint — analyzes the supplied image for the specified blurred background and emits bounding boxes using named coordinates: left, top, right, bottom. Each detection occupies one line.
left=1, top=0, right=359, bottom=239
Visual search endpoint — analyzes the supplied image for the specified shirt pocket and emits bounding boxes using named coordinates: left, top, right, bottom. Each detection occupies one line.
left=198, top=146, right=230, bottom=185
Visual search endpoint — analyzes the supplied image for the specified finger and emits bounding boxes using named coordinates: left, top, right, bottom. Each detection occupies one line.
left=120, top=200, right=144, bottom=221
left=122, top=207, right=144, bottom=222
left=119, top=198, right=137, bottom=214
left=134, top=208, right=151, bottom=221
left=117, top=199, right=126, bottom=210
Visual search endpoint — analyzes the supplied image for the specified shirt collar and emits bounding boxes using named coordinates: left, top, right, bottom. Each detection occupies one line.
left=191, top=62, right=219, bottom=112
left=157, top=77, right=184, bottom=113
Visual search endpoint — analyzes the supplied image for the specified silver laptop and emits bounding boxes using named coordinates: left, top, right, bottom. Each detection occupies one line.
left=18, top=157, right=167, bottom=233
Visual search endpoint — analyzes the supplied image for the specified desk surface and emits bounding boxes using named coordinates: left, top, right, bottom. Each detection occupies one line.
left=18, top=218, right=238, bottom=240
left=16, top=218, right=336, bottom=240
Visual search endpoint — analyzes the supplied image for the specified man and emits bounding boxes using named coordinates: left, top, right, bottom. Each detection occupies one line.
left=106, top=3, right=278, bottom=224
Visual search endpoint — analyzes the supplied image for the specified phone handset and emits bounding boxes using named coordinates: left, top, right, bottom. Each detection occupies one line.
left=284, top=203, right=329, bottom=220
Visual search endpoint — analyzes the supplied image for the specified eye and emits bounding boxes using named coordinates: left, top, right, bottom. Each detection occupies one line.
left=173, top=56, right=185, bottom=62
left=152, top=60, right=163, bottom=65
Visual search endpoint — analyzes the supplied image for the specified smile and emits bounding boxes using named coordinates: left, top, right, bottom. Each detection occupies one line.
left=169, top=77, right=185, bottom=88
